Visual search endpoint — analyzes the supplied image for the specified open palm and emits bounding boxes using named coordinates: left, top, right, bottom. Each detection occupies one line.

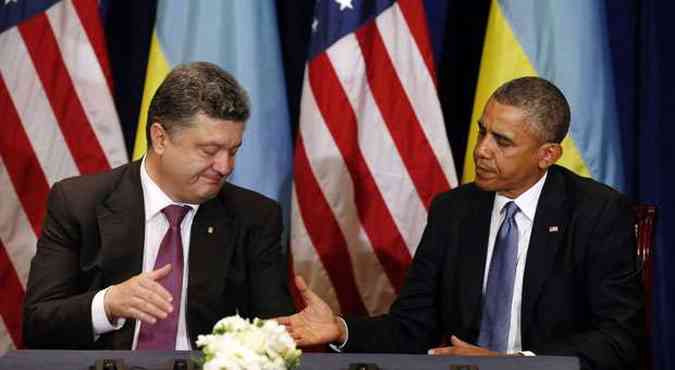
left=276, top=276, right=344, bottom=346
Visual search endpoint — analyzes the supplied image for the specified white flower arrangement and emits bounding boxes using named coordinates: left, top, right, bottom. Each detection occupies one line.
left=196, top=315, right=302, bottom=370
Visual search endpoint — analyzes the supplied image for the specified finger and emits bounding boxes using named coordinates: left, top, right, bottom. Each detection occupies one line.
left=131, top=295, right=171, bottom=320
left=139, top=277, right=174, bottom=303
left=451, top=335, right=471, bottom=347
left=294, top=276, right=324, bottom=307
left=127, top=306, right=158, bottom=325
left=428, top=346, right=455, bottom=355
left=294, top=275, right=308, bottom=292
left=149, top=264, right=172, bottom=280
left=274, top=316, right=291, bottom=326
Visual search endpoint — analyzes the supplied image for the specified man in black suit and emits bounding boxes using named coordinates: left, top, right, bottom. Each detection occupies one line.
left=279, top=77, right=643, bottom=370
left=23, top=62, right=294, bottom=350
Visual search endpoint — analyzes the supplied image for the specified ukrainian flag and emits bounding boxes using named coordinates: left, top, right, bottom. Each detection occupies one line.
left=463, top=0, right=624, bottom=191
left=133, top=1, right=293, bottom=207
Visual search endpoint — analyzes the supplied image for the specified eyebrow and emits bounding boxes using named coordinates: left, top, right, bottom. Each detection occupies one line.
left=477, top=120, right=514, bottom=143
left=198, top=142, right=242, bottom=149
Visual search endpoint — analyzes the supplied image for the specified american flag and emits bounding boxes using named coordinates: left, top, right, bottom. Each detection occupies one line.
left=291, top=0, right=457, bottom=316
left=0, top=0, right=126, bottom=351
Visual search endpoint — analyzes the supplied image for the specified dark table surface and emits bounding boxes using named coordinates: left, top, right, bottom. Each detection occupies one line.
left=0, top=350, right=580, bottom=370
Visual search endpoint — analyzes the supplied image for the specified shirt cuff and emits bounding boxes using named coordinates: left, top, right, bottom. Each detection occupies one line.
left=328, top=316, right=349, bottom=352
left=91, top=287, right=125, bottom=340
left=518, top=351, right=536, bottom=356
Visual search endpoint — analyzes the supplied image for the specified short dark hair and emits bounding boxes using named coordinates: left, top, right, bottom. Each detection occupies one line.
left=491, top=76, right=570, bottom=143
left=146, top=61, right=250, bottom=148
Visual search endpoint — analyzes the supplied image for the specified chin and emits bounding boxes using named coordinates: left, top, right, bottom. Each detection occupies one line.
left=474, top=178, right=497, bottom=192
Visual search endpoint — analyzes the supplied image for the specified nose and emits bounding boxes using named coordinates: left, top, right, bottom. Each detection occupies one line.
left=474, top=134, right=492, bottom=160
left=212, top=152, right=234, bottom=176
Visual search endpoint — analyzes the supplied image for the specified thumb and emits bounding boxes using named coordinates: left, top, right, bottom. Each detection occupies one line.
left=150, top=264, right=172, bottom=280
left=294, top=275, right=322, bottom=307
left=451, top=335, right=470, bottom=347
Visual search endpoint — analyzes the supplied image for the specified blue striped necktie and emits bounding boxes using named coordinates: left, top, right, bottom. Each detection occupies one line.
left=477, top=201, right=519, bottom=352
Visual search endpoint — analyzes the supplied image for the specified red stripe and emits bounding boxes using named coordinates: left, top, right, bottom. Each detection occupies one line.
left=0, top=239, right=25, bottom=349
left=71, top=0, right=115, bottom=93
left=355, top=22, right=451, bottom=209
left=308, top=54, right=411, bottom=292
left=292, top=136, right=368, bottom=315
left=396, top=0, right=438, bottom=86
left=18, top=13, right=111, bottom=175
left=0, top=76, right=49, bottom=236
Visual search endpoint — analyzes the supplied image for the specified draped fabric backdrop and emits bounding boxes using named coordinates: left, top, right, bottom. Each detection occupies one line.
left=0, top=0, right=127, bottom=352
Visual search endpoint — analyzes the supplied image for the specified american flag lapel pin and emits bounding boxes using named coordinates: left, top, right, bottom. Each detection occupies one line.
left=548, top=226, right=559, bottom=232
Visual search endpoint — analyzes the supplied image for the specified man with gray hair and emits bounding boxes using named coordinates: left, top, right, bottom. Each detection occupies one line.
left=23, top=62, right=295, bottom=350
left=280, top=77, right=644, bottom=370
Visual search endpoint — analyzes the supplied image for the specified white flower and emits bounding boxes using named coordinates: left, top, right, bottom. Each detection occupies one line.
left=198, top=314, right=301, bottom=370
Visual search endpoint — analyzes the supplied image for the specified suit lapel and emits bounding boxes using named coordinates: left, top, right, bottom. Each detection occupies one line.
left=457, top=189, right=495, bottom=334
left=522, top=167, right=568, bottom=319
left=96, top=160, right=145, bottom=349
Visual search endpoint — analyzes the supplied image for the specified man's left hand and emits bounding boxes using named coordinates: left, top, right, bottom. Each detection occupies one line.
left=428, top=336, right=501, bottom=356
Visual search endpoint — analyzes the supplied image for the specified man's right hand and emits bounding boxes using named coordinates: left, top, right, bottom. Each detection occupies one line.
left=103, top=264, right=174, bottom=324
left=275, top=275, right=345, bottom=346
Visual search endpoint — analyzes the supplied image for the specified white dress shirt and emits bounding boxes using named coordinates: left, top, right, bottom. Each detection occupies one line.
left=91, top=156, right=199, bottom=350
left=482, top=172, right=547, bottom=354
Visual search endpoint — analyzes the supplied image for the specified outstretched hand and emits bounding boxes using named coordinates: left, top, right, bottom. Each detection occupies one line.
left=104, top=264, right=174, bottom=324
left=275, top=275, right=345, bottom=346
left=428, top=336, right=501, bottom=356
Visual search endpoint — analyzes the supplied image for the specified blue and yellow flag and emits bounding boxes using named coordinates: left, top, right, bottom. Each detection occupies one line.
left=463, top=0, right=623, bottom=191
left=134, top=1, right=292, bottom=207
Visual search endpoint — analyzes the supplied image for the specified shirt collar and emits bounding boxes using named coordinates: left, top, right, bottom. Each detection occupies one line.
left=140, top=155, right=199, bottom=222
left=494, top=171, right=548, bottom=222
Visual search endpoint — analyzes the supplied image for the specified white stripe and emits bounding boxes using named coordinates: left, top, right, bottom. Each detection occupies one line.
left=46, top=0, right=128, bottom=168
left=0, top=160, right=38, bottom=288
left=376, top=4, right=458, bottom=187
left=0, top=27, right=80, bottom=186
left=299, top=72, right=395, bottom=315
left=0, top=318, right=16, bottom=354
left=290, top=185, right=341, bottom=314
left=326, top=34, right=428, bottom=255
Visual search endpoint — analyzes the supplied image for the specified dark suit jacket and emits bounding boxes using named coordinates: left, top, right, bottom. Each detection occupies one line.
left=23, top=161, right=295, bottom=349
left=345, top=165, right=644, bottom=370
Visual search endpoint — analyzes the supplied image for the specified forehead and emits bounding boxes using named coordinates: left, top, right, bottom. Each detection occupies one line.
left=180, top=114, right=244, bottom=142
left=480, top=100, right=536, bottom=139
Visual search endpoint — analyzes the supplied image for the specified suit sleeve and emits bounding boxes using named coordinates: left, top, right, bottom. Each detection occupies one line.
left=22, top=181, right=98, bottom=349
left=533, top=194, right=644, bottom=370
left=246, top=201, right=295, bottom=318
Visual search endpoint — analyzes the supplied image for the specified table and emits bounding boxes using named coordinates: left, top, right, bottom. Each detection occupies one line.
left=0, top=350, right=579, bottom=370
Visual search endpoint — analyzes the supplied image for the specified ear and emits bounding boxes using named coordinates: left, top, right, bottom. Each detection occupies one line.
left=149, top=122, right=168, bottom=154
left=537, top=143, right=562, bottom=170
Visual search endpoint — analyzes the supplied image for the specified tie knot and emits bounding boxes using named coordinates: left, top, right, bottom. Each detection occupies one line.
left=501, top=201, right=519, bottom=220
left=162, top=205, right=191, bottom=228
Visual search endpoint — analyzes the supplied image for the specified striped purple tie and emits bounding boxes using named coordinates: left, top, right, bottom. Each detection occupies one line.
left=136, top=204, right=190, bottom=350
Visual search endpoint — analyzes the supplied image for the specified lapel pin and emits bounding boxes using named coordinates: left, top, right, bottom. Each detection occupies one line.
left=548, top=226, right=559, bottom=232
left=208, top=226, right=214, bottom=234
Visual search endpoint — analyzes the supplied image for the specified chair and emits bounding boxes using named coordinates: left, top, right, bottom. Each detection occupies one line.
left=633, top=204, right=657, bottom=370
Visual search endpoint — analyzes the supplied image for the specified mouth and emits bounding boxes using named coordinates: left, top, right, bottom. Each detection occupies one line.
left=201, top=175, right=223, bottom=185
left=475, top=164, right=494, bottom=178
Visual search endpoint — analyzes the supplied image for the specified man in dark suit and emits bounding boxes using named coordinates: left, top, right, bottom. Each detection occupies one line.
left=23, top=62, right=295, bottom=350
left=279, top=77, right=643, bottom=370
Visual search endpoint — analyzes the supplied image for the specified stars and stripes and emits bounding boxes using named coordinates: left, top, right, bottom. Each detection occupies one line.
left=291, top=0, right=457, bottom=316
left=0, top=0, right=126, bottom=351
